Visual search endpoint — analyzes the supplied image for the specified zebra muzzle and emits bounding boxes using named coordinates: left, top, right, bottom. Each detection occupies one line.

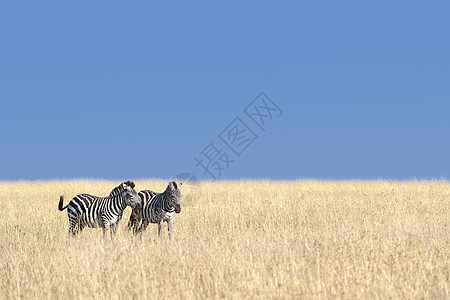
left=175, top=204, right=181, bottom=214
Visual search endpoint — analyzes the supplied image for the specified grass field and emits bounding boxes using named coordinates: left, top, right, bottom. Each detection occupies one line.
left=0, top=180, right=448, bottom=299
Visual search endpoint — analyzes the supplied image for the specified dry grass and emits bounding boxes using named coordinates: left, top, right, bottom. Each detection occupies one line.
left=0, top=180, right=448, bottom=299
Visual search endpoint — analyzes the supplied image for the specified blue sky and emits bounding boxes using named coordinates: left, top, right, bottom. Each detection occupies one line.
left=0, top=1, right=449, bottom=180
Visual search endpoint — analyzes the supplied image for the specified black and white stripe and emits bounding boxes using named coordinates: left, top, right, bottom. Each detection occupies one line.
left=58, top=181, right=140, bottom=236
left=136, top=181, right=182, bottom=237
left=126, top=189, right=157, bottom=233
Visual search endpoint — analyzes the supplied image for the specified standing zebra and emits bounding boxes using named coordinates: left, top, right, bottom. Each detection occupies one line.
left=135, top=181, right=182, bottom=237
left=58, top=181, right=140, bottom=236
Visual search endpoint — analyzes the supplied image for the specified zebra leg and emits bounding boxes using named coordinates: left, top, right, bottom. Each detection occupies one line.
left=102, top=224, right=115, bottom=240
left=129, top=210, right=140, bottom=234
left=126, top=212, right=135, bottom=230
left=78, top=220, right=86, bottom=234
left=139, top=220, right=149, bottom=234
left=69, top=215, right=79, bottom=236
left=100, top=213, right=113, bottom=238
left=68, top=227, right=76, bottom=237
left=168, top=220, right=174, bottom=239
left=102, top=223, right=111, bottom=237
left=158, top=219, right=164, bottom=237
left=111, top=222, right=119, bottom=235
left=133, top=221, right=140, bottom=235
left=128, top=204, right=142, bottom=231
left=133, top=212, right=142, bottom=234
left=69, top=223, right=76, bottom=236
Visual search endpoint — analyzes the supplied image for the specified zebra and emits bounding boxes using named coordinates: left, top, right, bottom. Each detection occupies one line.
left=58, top=181, right=140, bottom=236
left=134, top=181, right=182, bottom=237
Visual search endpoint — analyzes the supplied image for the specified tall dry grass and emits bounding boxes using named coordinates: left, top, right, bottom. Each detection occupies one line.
left=0, top=180, right=448, bottom=299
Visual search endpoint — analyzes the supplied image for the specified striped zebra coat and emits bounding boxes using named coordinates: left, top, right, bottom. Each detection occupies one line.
left=58, top=181, right=140, bottom=236
left=126, top=189, right=157, bottom=234
left=130, top=181, right=182, bottom=237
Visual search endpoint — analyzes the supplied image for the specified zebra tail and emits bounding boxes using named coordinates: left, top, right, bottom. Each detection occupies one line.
left=58, top=196, right=68, bottom=211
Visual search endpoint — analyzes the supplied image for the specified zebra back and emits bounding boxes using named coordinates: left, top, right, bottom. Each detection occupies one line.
left=109, top=180, right=135, bottom=197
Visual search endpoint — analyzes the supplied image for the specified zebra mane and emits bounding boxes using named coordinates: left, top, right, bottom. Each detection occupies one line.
left=109, top=181, right=135, bottom=197
left=125, top=180, right=135, bottom=188
left=166, top=181, right=181, bottom=193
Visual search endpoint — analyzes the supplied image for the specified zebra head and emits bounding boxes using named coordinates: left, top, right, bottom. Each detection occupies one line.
left=119, top=181, right=140, bottom=209
left=166, top=181, right=182, bottom=214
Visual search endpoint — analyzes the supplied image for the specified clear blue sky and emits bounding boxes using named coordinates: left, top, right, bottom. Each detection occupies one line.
left=0, top=1, right=448, bottom=180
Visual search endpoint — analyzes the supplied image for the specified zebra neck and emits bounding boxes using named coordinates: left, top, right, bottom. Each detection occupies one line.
left=162, top=195, right=175, bottom=212
left=115, top=194, right=128, bottom=210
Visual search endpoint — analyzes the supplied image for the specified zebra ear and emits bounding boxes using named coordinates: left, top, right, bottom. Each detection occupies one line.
left=168, top=181, right=178, bottom=190
left=178, top=182, right=182, bottom=189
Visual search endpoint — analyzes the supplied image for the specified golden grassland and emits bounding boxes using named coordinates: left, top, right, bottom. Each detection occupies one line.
left=0, top=180, right=448, bottom=299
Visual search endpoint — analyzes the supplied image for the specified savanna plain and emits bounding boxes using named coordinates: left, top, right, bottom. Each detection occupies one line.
left=0, top=180, right=448, bottom=299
